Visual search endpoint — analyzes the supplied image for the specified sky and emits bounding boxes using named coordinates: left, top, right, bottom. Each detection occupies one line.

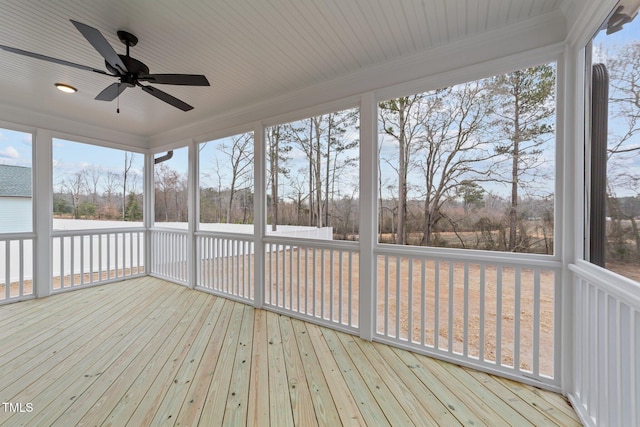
left=51, top=138, right=145, bottom=193
left=592, top=8, right=640, bottom=197
left=0, top=128, right=32, bottom=167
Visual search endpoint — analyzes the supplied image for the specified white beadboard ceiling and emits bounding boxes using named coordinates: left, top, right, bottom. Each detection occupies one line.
left=0, top=0, right=579, bottom=144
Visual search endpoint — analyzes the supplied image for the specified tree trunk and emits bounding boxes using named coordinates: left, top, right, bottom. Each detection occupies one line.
left=314, top=117, right=323, bottom=228
left=631, top=216, right=640, bottom=260
left=509, top=92, right=521, bottom=251
left=163, top=191, right=169, bottom=222
left=270, top=127, right=279, bottom=231
left=509, top=139, right=519, bottom=250
left=308, top=119, right=314, bottom=227
left=421, top=195, right=433, bottom=246
left=325, top=116, right=332, bottom=227
left=227, top=176, right=236, bottom=224
left=397, top=100, right=407, bottom=245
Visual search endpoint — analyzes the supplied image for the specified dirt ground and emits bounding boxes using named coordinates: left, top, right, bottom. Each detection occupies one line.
left=605, top=261, right=640, bottom=282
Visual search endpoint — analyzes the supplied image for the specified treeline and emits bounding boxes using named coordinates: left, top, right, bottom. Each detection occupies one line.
left=377, top=65, right=556, bottom=252
left=53, top=156, right=143, bottom=221
left=600, top=41, right=640, bottom=267
left=607, top=196, right=640, bottom=262
left=379, top=193, right=554, bottom=254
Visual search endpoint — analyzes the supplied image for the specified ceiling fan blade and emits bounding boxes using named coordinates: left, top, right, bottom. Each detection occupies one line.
left=138, top=84, right=193, bottom=111
left=70, top=19, right=128, bottom=74
left=95, top=82, right=130, bottom=101
left=138, top=74, right=210, bottom=86
left=0, top=45, right=109, bottom=75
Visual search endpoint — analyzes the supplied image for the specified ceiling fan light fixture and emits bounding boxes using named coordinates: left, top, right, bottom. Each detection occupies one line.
left=55, top=83, right=77, bottom=93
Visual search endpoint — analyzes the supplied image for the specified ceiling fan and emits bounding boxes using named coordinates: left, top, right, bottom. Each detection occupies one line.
left=0, top=19, right=209, bottom=111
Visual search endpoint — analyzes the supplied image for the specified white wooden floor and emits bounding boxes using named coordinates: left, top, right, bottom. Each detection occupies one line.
left=0, top=277, right=581, bottom=426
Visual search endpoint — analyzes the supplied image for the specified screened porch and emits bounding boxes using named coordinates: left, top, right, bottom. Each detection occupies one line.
left=0, top=1, right=639, bottom=426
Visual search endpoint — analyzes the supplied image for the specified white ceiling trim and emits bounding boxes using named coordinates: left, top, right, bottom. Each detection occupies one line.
left=564, top=0, right=617, bottom=47
left=0, top=102, right=148, bottom=149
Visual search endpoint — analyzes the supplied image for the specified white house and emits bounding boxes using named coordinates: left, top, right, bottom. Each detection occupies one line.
left=0, top=164, right=31, bottom=233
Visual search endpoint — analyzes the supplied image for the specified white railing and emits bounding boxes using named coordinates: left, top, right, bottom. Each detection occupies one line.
left=196, top=232, right=254, bottom=302
left=264, top=238, right=359, bottom=332
left=52, top=228, right=145, bottom=292
left=0, top=233, right=34, bottom=303
left=569, top=261, right=639, bottom=427
left=374, top=246, right=561, bottom=390
left=150, top=228, right=189, bottom=285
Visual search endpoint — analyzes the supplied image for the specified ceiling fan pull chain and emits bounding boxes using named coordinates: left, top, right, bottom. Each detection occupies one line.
left=117, top=82, right=120, bottom=114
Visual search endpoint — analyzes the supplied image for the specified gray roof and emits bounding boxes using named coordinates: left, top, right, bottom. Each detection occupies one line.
left=0, top=164, right=32, bottom=197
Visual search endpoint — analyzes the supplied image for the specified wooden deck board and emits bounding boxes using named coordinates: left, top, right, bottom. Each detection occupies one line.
left=0, top=277, right=142, bottom=350
left=320, top=327, right=392, bottom=426
left=0, top=284, right=141, bottom=390
left=104, top=292, right=216, bottom=426
left=194, top=301, right=244, bottom=426
left=371, top=342, right=461, bottom=426
left=247, top=309, right=270, bottom=426
left=278, top=314, right=318, bottom=427
left=266, top=311, right=295, bottom=427
left=0, top=278, right=581, bottom=426
left=14, top=282, right=184, bottom=426
left=54, top=286, right=202, bottom=426
left=221, top=305, right=254, bottom=425
left=290, top=318, right=343, bottom=426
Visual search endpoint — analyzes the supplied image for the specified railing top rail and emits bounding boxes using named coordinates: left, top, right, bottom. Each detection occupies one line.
left=52, top=227, right=145, bottom=237
left=0, top=232, right=36, bottom=240
left=571, top=260, right=640, bottom=307
left=263, top=235, right=359, bottom=251
left=195, top=230, right=255, bottom=241
left=149, top=227, right=189, bottom=234
left=375, top=243, right=562, bottom=269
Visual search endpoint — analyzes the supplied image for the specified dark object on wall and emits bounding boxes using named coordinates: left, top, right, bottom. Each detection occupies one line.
left=590, top=63, right=609, bottom=267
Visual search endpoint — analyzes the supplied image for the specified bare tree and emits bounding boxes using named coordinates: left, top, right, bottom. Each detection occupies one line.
left=154, top=163, right=179, bottom=222
left=86, top=165, right=103, bottom=206
left=218, top=133, right=253, bottom=223
left=324, top=110, right=358, bottom=227
left=175, top=173, right=188, bottom=222
left=379, top=95, right=427, bottom=244
left=62, top=169, right=88, bottom=219
left=607, top=42, right=640, bottom=157
left=267, top=124, right=292, bottom=231
left=602, top=43, right=640, bottom=261
left=287, top=169, right=310, bottom=225
left=101, top=171, right=121, bottom=219
left=122, top=152, right=135, bottom=220
left=413, top=83, right=497, bottom=246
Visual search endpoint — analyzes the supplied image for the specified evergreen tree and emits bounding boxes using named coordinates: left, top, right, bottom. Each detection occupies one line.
left=489, top=65, right=555, bottom=251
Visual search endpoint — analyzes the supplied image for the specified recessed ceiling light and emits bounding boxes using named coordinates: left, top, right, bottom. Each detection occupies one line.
left=54, top=83, right=77, bottom=93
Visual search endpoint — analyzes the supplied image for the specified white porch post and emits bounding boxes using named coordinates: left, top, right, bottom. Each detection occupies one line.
left=253, top=121, right=265, bottom=309
left=34, top=129, right=52, bottom=298
left=359, top=92, right=377, bottom=340
left=187, top=140, right=198, bottom=289
left=144, top=150, right=154, bottom=276
left=561, top=44, right=581, bottom=394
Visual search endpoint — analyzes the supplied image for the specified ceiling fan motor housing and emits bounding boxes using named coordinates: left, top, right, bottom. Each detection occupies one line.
left=107, top=54, right=149, bottom=76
